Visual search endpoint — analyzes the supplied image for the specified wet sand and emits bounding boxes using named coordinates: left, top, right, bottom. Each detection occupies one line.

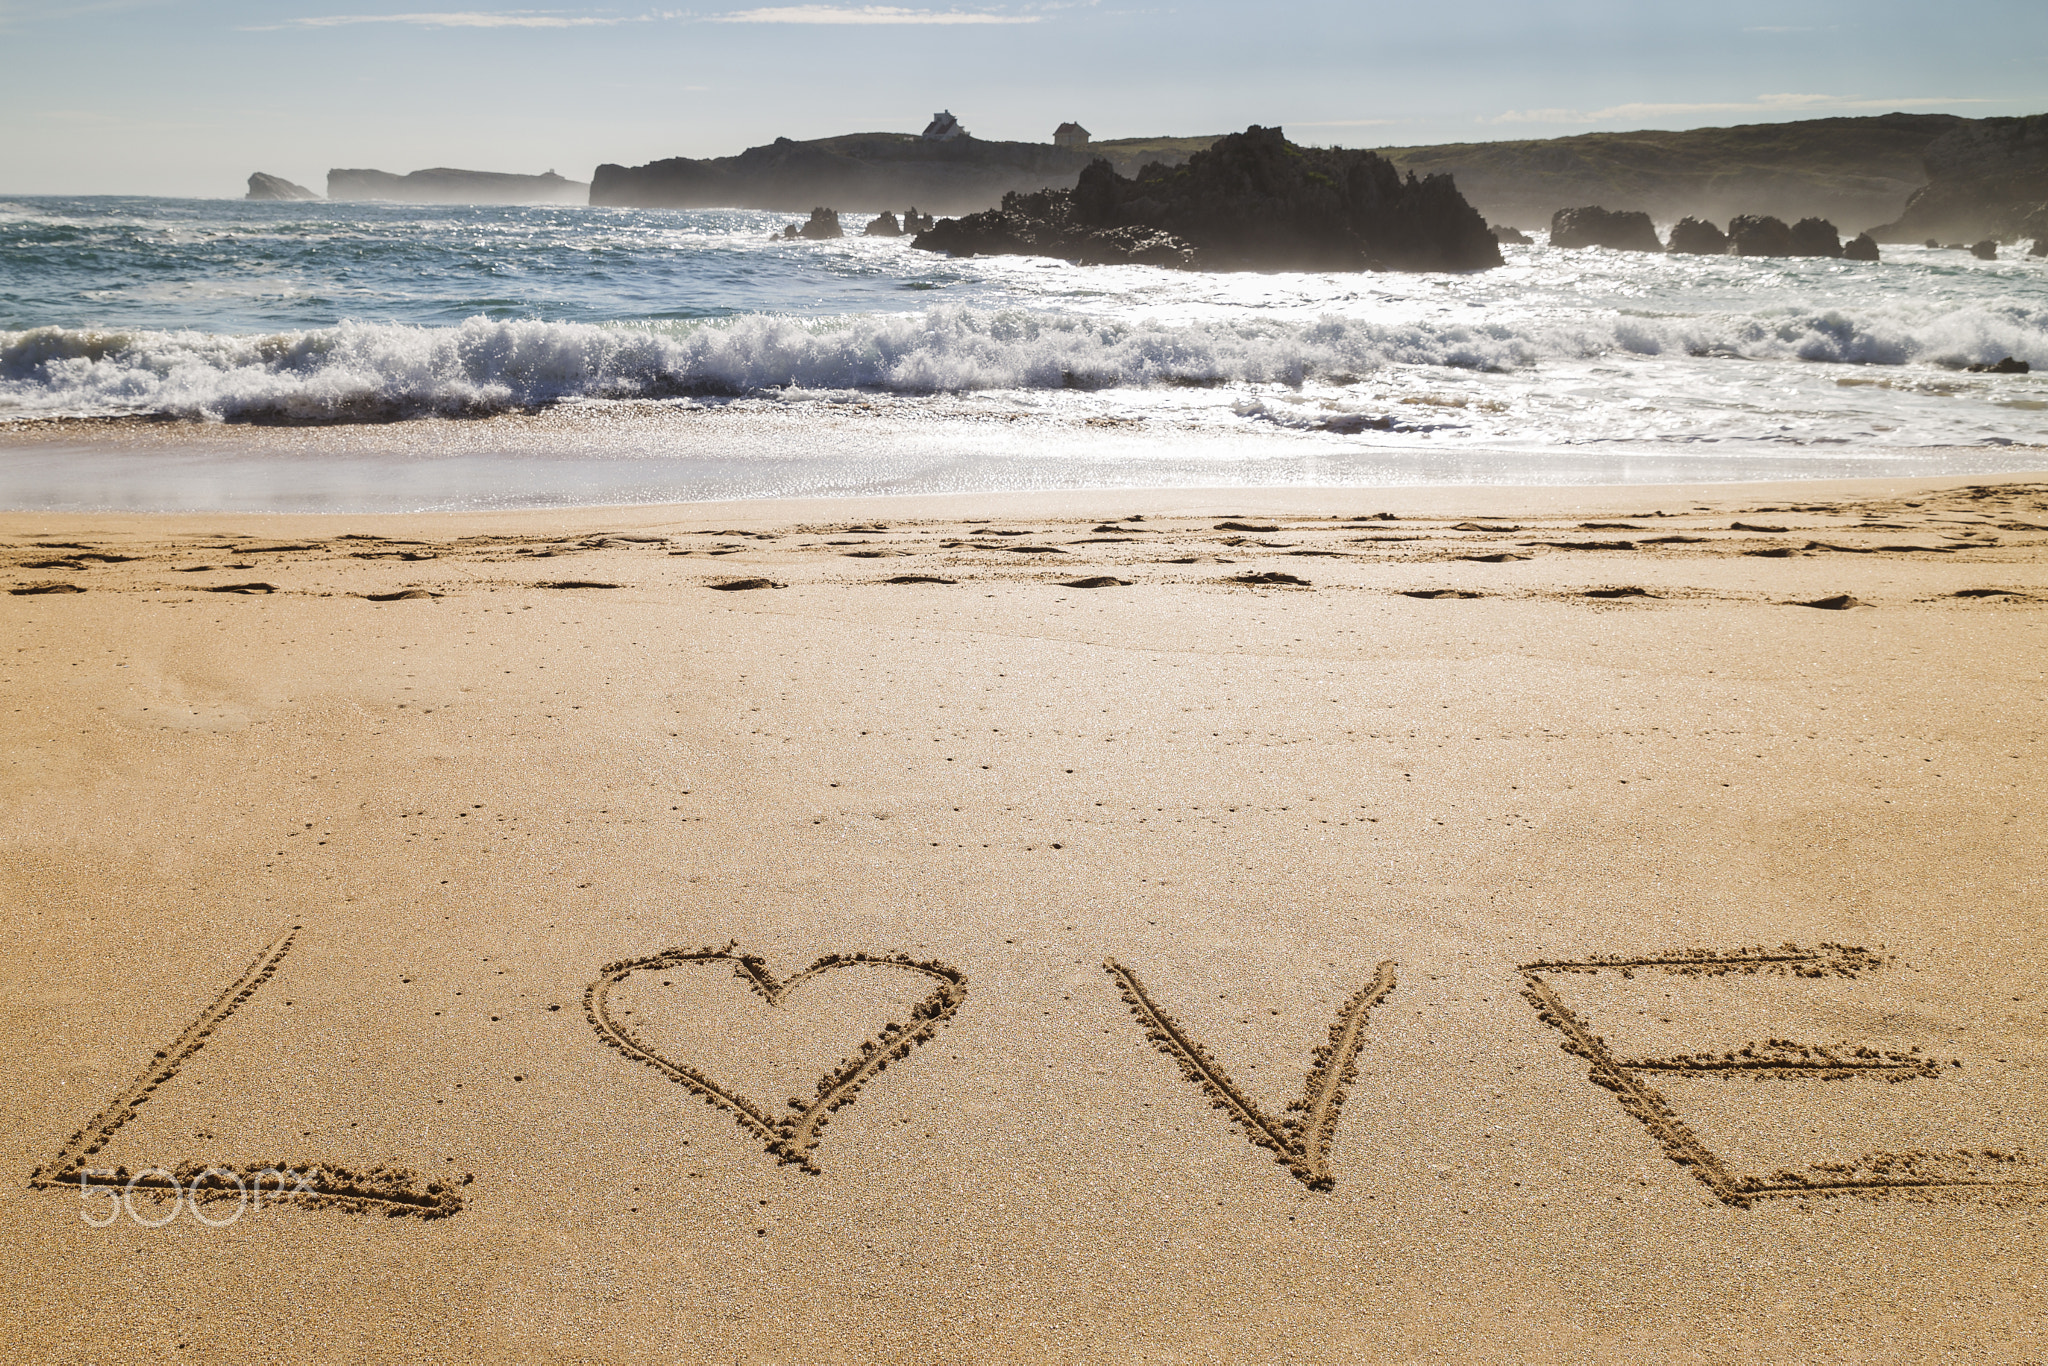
left=3, top=474, right=2046, bottom=1363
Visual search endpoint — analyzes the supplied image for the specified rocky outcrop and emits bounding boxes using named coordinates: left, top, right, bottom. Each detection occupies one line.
left=800, top=208, right=843, bottom=240
left=1967, top=357, right=2029, bottom=373
left=1787, top=217, right=1844, bottom=257
left=246, top=172, right=319, bottom=201
left=1549, top=206, right=1662, bottom=251
left=1869, top=114, right=2048, bottom=243
left=912, top=127, right=1500, bottom=273
left=2032, top=238, right=2047, bottom=257
left=864, top=211, right=903, bottom=237
left=326, top=168, right=587, bottom=204
left=1843, top=232, right=1881, bottom=261
left=1727, top=214, right=1794, bottom=257
left=1971, top=239, right=1998, bottom=260
left=1491, top=224, right=1532, bottom=245
left=1666, top=216, right=1728, bottom=254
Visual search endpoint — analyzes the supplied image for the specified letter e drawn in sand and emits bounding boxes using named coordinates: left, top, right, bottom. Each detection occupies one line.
left=1519, top=944, right=2046, bottom=1208
left=29, top=930, right=464, bottom=1219
left=585, top=946, right=967, bottom=1174
left=1103, top=958, right=1397, bottom=1190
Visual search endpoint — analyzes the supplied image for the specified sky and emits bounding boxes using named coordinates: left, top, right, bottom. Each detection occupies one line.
left=2, top=0, right=2043, bottom=196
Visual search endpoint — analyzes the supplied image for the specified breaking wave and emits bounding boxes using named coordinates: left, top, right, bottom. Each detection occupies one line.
left=3, top=300, right=2043, bottom=425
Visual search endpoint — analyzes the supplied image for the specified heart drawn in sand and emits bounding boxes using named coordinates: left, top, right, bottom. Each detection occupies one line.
left=585, top=946, right=968, bottom=1173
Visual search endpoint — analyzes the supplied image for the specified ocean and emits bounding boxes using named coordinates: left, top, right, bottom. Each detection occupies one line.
left=2, top=195, right=2044, bottom=510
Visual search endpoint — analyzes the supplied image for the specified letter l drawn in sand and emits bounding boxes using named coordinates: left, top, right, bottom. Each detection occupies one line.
left=30, top=929, right=464, bottom=1218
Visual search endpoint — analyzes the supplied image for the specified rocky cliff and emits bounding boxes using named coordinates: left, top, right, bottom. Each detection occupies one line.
left=589, top=132, right=1215, bottom=216
left=1375, top=114, right=1963, bottom=231
left=1868, top=115, right=2048, bottom=243
left=326, top=168, right=588, bottom=205
left=910, top=126, right=1501, bottom=274
left=246, top=172, right=319, bottom=201
left=592, top=134, right=1088, bottom=216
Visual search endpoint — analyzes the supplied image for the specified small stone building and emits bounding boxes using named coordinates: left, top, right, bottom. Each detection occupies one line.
left=921, top=111, right=967, bottom=142
left=1054, top=122, right=1090, bottom=151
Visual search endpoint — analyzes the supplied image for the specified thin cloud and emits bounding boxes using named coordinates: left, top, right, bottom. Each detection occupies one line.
left=1487, top=94, right=1995, bottom=125
left=710, top=5, right=1038, bottom=22
left=263, top=10, right=634, bottom=29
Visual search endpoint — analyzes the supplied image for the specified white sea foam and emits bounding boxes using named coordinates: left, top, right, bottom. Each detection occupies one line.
left=3, top=301, right=2042, bottom=434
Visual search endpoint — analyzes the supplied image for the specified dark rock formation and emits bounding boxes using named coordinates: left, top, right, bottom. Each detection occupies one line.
left=1727, top=214, right=1794, bottom=257
left=1967, top=357, right=2030, bottom=374
left=799, top=208, right=844, bottom=240
left=2032, top=238, right=2047, bottom=257
left=1843, top=232, right=1881, bottom=261
left=1971, top=238, right=1998, bottom=260
left=1491, top=224, right=1532, bottom=245
left=1666, top=217, right=1728, bottom=254
left=913, top=127, right=1500, bottom=273
left=864, top=211, right=903, bottom=237
left=246, top=172, right=319, bottom=201
left=1549, top=206, right=1662, bottom=252
left=1787, top=217, right=1844, bottom=258
left=327, top=167, right=587, bottom=204
left=1869, top=114, right=2048, bottom=243
left=904, top=208, right=935, bottom=232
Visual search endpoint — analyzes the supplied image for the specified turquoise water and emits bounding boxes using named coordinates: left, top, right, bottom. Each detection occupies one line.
left=1, top=195, right=2043, bottom=507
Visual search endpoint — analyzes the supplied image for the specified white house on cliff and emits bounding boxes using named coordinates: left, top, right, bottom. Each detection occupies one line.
left=921, top=111, right=966, bottom=142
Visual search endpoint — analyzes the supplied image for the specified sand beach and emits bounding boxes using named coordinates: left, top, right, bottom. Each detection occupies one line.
left=1, top=472, right=2044, bottom=1361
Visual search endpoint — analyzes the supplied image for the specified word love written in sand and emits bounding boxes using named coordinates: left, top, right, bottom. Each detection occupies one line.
left=32, top=936, right=2042, bottom=1221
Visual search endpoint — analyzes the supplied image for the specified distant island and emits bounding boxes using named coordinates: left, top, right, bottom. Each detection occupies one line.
left=591, top=115, right=1217, bottom=216
left=326, top=168, right=588, bottom=204
left=246, top=172, right=319, bottom=201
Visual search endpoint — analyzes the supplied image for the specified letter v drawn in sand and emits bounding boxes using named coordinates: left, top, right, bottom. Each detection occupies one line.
left=1521, top=944, right=2046, bottom=1208
left=1104, top=958, right=1397, bottom=1190
left=30, top=930, right=464, bottom=1218
left=585, top=946, right=967, bottom=1173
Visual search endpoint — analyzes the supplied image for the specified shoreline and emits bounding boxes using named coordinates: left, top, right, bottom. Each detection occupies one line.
left=2, top=402, right=2042, bottom=515
left=5, top=470, right=2047, bottom=537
